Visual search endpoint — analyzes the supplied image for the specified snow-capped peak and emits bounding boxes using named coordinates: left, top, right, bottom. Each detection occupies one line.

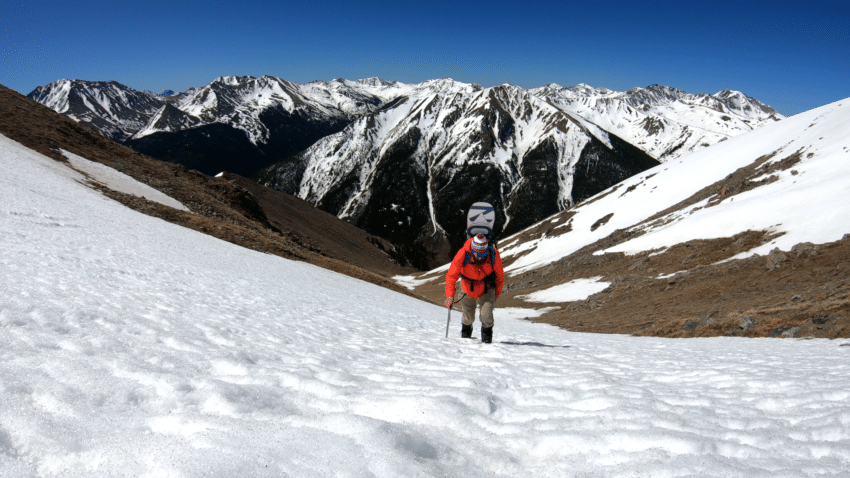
left=620, top=84, right=688, bottom=107
left=27, top=79, right=167, bottom=142
left=214, top=75, right=257, bottom=86
left=28, top=76, right=784, bottom=170
left=713, top=89, right=780, bottom=117
left=417, top=77, right=483, bottom=95
left=28, top=78, right=73, bottom=113
left=355, top=77, right=399, bottom=87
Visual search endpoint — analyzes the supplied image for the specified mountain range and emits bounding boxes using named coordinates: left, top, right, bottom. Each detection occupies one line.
left=28, top=76, right=784, bottom=267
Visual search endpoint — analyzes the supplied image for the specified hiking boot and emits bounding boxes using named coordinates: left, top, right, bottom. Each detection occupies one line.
left=481, top=326, right=493, bottom=344
left=461, top=323, right=473, bottom=338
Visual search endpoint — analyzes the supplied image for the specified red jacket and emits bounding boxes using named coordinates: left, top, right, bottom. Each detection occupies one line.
left=445, top=238, right=505, bottom=299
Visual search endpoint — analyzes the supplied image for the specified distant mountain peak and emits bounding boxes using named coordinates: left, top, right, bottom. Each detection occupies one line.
left=355, top=77, right=397, bottom=87
left=27, top=79, right=166, bottom=141
left=214, top=75, right=257, bottom=86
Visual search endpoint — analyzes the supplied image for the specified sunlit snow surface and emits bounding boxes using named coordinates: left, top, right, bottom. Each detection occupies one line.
left=61, top=149, right=189, bottom=212
left=2, top=133, right=850, bottom=476
left=517, top=277, right=611, bottom=303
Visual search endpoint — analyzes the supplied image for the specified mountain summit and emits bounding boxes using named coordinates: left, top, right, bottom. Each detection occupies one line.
left=27, top=79, right=165, bottom=142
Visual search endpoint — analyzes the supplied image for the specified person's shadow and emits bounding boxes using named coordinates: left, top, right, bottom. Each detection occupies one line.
left=498, top=341, right=570, bottom=348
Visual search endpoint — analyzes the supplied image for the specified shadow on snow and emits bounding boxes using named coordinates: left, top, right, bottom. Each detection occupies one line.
left=498, top=341, right=571, bottom=349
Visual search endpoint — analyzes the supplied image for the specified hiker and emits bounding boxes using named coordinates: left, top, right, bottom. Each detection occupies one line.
left=445, top=233, right=505, bottom=343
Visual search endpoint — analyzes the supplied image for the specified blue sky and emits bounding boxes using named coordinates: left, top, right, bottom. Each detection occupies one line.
left=2, top=0, right=848, bottom=116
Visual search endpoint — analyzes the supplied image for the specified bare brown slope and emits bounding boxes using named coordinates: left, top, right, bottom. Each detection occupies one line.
left=500, top=233, right=850, bottom=339
left=0, top=83, right=420, bottom=299
left=217, top=172, right=414, bottom=277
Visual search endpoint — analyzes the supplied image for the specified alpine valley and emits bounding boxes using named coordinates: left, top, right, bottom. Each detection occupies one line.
left=29, top=76, right=783, bottom=267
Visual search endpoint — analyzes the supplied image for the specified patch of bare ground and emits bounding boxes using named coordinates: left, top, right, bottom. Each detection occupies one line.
left=496, top=232, right=850, bottom=339
left=0, top=83, right=422, bottom=301
left=217, top=172, right=415, bottom=277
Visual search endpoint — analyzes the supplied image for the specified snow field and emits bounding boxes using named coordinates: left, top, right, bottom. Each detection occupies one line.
left=60, top=149, right=189, bottom=212
left=516, top=277, right=611, bottom=303
left=2, top=133, right=850, bottom=476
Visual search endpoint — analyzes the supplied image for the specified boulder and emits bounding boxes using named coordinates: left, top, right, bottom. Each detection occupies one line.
left=739, top=316, right=755, bottom=330
left=791, top=242, right=819, bottom=257
left=667, top=272, right=688, bottom=285
left=769, top=326, right=800, bottom=338
left=766, top=248, right=787, bottom=270
left=782, top=326, right=801, bottom=338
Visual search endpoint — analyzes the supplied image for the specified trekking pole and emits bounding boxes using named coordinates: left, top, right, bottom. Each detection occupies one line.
left=445, top=305, right=452, bottom=338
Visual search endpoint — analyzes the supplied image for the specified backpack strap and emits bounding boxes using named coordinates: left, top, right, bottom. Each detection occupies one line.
left=461, top=247, right=497, bottom=293
left=459, top=273, right=476, bottom=291
left=464, top=247, right=495, bottom=267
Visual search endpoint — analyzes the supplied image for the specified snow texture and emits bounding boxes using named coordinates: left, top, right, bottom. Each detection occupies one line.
left=517, top=277, right=611, bottom=303
left=61, top=149, right=189, bottom=212
left=2, top=132, right=849, bottom=476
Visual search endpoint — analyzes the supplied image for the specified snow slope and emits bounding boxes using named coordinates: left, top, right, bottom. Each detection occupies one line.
left=61, top=149, right=189, bottom=212
left=501, top=97, right=850, bottom=275
left=2, top=133, right=849, bottom=476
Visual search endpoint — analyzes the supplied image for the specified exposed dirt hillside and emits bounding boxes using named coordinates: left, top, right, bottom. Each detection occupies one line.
left=0, top=84, right=420, bottom=300
left=218, top=172, right=414, bottom=277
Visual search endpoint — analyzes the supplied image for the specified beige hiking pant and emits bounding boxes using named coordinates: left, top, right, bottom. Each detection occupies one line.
left=460, top=288, right=495, bottom=328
